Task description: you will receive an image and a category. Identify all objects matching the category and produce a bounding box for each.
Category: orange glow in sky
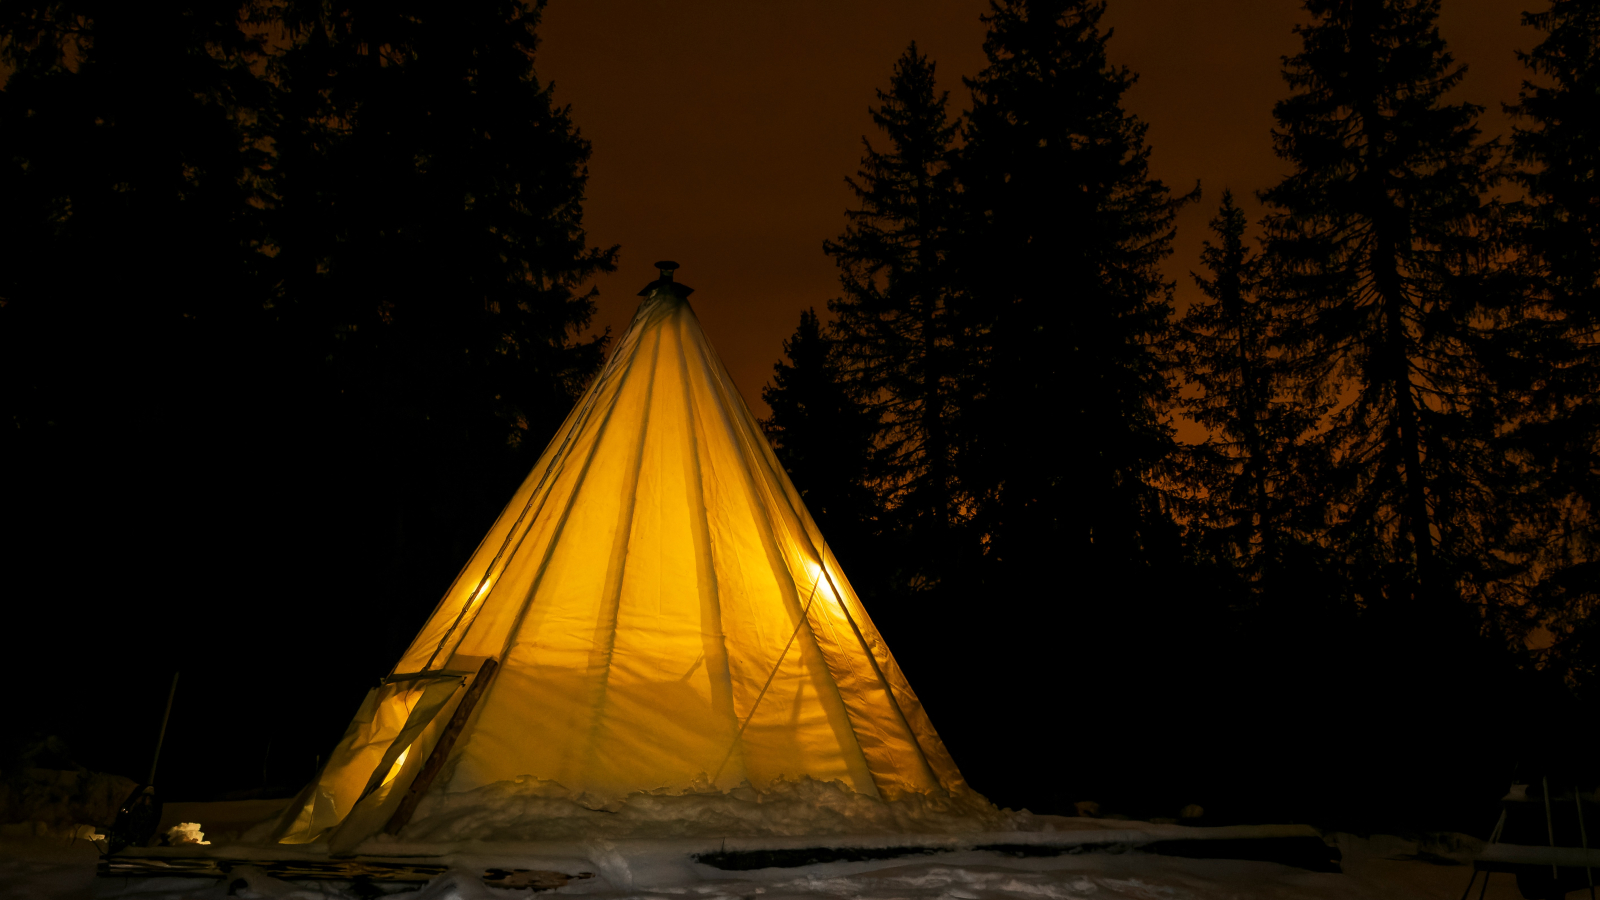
[537,0,1535,438]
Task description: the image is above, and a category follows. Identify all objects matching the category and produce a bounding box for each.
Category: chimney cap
[638,260,693,297]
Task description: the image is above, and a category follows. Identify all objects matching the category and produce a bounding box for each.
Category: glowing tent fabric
[273,275,966,846]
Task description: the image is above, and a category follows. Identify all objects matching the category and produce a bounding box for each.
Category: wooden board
[98,855,593,890]
[385,657,499,836]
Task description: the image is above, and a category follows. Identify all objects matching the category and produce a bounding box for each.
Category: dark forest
[2,0,1596,836]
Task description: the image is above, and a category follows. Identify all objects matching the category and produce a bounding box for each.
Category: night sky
[535,0,1534,434]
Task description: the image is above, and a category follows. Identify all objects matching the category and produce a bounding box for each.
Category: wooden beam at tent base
[383,656,499,836]
[98,855,591,889]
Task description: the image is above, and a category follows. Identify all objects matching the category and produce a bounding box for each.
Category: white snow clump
[163,822,209,846]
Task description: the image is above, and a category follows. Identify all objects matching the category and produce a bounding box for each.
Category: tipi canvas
[272,266,970,849]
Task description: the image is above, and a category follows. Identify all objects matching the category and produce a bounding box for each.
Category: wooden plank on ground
[98,855,592,889]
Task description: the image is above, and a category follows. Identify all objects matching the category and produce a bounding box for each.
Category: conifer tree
[0,1,277,626]
[264,0,618,616]
[1504,0,1600,690]
[0,3,332,782]
[934,3,1198,813]
[1175,192,1322,597]
[1510,0,1600,318]
[0,1,271,437]
[1258,0,1513,621]
[0,0,626,792]
[822,42,967,594]
[761,310,883,585]
[269,0,616,454]
[956,0,1193,585]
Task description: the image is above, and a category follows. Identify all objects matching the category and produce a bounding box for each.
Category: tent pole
[147,672,180,785]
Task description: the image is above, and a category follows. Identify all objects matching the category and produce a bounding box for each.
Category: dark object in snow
[976,842,1133,857]
[695,845,939,870]
[1143,837,1342,873]
[482,868,590,890]
[98,855,594,891]
[695,836,1341,874]
[979,838,1340,872]
[108,784,162,852]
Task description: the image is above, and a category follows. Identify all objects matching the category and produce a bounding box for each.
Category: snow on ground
[3,828,1576,900]
[0,832,100,900]
[1,789,1583,900]
[392,777,1017,842]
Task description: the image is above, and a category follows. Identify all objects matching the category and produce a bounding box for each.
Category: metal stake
[147,672,180,785]
[1545,777,1559,879]
[1576,784,1594,900]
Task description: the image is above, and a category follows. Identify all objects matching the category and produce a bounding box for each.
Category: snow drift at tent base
[383,775,1013,843]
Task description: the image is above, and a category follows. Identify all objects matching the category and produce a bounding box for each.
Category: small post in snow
[148,672,180,785]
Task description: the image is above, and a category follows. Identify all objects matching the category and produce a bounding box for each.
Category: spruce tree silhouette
[1175,192,1328,607]
[0,1,271,452]
[957,0,1194,590]
[1256,0,1533,829]
[0,0,617,800]
[1504,0,1600,697]
[949,0,1197,815]
[821,43,972,610]
[270,0,615,451]
[266,0,617,687]
[1170,193,1369,827]
[761,309,883,591]
[0,2,279,794]
[1258,0,1515,623]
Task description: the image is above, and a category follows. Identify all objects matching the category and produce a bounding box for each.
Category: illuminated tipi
[272,264,967,848]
